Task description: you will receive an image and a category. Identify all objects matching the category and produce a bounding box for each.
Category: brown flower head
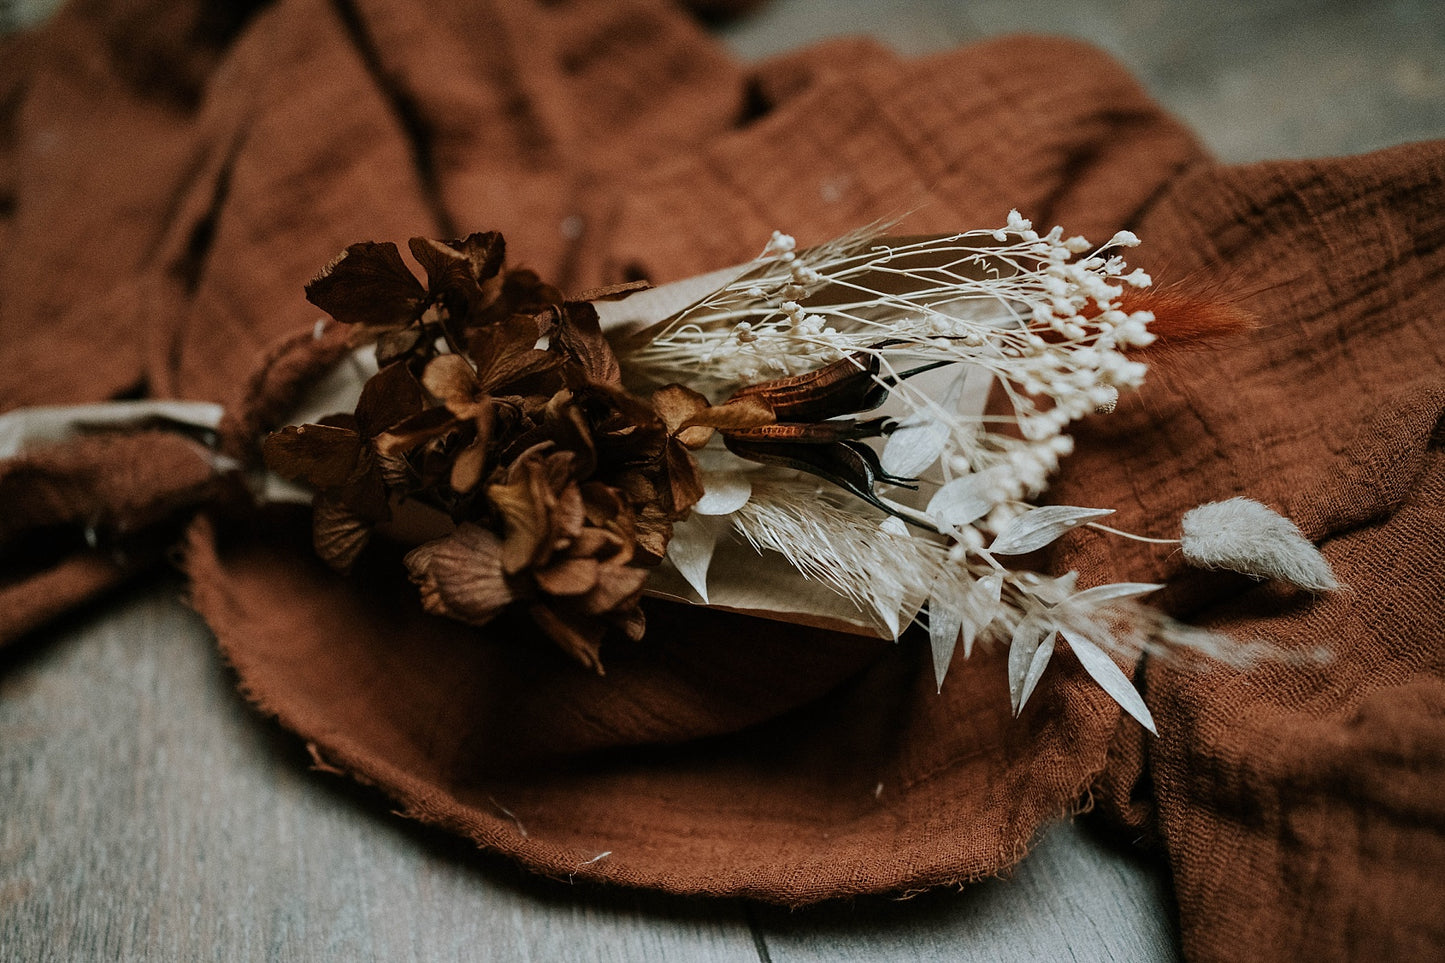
[265,232,707,670]
[404,444,649,671]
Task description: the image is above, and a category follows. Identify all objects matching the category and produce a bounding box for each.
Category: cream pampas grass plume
[1181,498,1339,592]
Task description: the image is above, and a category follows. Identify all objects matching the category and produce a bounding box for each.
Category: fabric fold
[2,0,1441,955]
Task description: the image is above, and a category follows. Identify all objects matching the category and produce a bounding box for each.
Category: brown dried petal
[375,326,424,366]
[449,438,488,494]
[470,313,561,393]
[336,458,392,521]
[528,603,606,674]
[551,475,586,541]
[569,526,621,560]
[675,424,714,450]
[555,301,621,386]
[665,442,705,516]
[533,556,600,596]
[306,241,426,327]
[537,394,597,476]
[573,279,652,302]
[632,510,672,563]
[375,448,413,488]
[488,473,547,574]
[583,562,648,615]
[651,383,711,435]
[613,604,646,642]
[312,493,372,573]
[356,359,426,438]
[263,424,363,489]
[409,233,506,302]
[581,480,626,524]
[374,406,458,457]
[422,354,480,407]
[404,525,514,627]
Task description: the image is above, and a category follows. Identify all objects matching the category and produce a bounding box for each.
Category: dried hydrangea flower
[265,234,715,671]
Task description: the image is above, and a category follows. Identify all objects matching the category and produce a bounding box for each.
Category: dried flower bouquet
[263,215,1338,731]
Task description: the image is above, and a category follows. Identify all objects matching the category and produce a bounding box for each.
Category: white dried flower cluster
[626,215,1157,393]
[618,217,1338,732]
[622,214,1157,526]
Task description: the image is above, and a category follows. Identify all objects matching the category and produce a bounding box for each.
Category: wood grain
[1,579,1178,961]
[0,581,758,962]
[752,822,1179,963]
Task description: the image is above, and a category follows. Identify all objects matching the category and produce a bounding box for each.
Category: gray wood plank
[0,579,760,963]
[0,576,1179,963]
[752,821,1180,963]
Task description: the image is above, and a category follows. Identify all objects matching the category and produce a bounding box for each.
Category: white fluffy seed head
[1181,498,1339,592]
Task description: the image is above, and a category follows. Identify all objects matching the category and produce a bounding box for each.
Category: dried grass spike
[1181,497,1339,592]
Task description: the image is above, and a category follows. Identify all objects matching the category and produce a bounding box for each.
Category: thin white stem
[1085,522,1182,545]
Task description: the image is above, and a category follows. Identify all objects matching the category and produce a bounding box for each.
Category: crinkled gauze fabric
[1,2,1442,960]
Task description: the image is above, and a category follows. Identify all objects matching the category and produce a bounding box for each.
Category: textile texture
[2,1,1442,960]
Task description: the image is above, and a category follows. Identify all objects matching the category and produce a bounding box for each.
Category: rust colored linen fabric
[2,2,1442,960]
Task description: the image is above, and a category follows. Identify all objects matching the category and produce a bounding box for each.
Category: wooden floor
[4,1,1443,959]
[1,579,1179,962]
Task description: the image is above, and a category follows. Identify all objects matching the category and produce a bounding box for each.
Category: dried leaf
[881,417,950,480]
[928,592,961,692]
[666,514,719,602]
[960,572,1003,659]
[1068,582,1162,606]
[1060,628,1156,734]
[988,505,1115,555]
[926,466,1008,530]
[575,279,651,302]
[1008,615,1053,715]
[881,370,968,478]
[306,241,426,327]
[879,516,909,537]
[1180,497,1338,592]
[1016,631,1056,713]
[928,565,1000,690]
[693,471,751,516]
